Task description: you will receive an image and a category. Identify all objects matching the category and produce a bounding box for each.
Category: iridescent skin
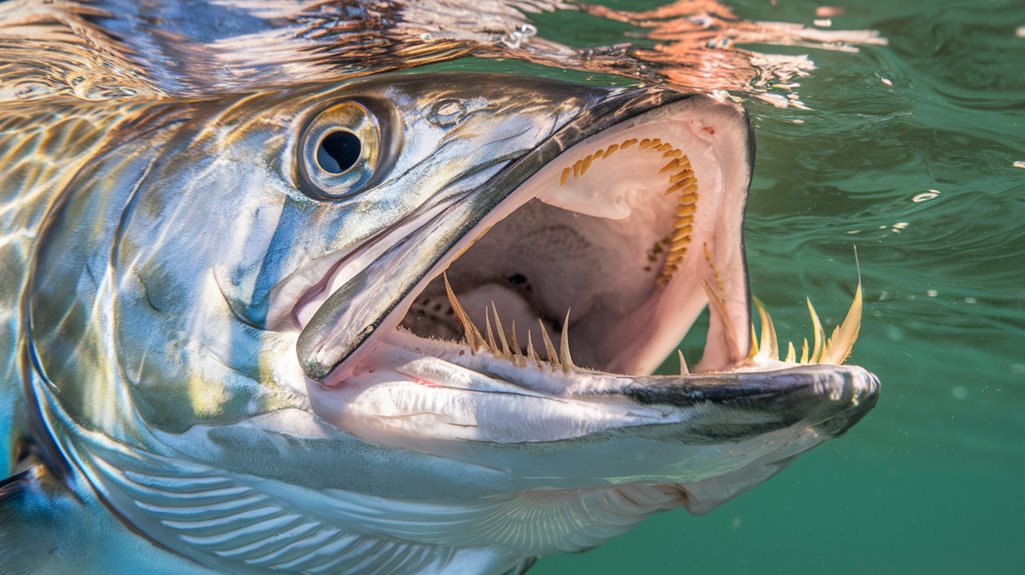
[0,73,669,574]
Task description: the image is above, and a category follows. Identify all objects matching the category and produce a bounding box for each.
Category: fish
[0,2,879,574]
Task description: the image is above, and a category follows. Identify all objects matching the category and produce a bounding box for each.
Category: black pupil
[317,131,361,174]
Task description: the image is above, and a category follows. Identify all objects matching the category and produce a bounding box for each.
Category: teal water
[530,0,1025,572]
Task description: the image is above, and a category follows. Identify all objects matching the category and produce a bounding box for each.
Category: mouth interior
[396,104,749,377]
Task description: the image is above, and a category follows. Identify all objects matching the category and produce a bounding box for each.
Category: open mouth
[393,98,752,379]
[274,92,870,446]
[285,94,755,382]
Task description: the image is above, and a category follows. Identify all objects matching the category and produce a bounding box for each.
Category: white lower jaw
[308,332,678,445]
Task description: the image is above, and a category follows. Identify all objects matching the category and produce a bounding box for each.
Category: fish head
[26,73,878,570]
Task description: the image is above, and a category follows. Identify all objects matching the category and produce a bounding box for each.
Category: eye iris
[317,131,361,174]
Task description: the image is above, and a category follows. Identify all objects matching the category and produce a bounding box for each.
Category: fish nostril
[317,130,362,174]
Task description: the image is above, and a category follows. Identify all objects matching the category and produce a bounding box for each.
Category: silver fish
[0,3,879,575]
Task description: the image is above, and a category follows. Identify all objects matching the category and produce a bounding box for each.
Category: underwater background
[525,0,1025,572]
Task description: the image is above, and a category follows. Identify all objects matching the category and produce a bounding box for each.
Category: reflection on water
[0,0,880,107]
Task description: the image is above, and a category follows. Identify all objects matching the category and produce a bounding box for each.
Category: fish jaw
[308,339,878,510]
[280,86,880,507]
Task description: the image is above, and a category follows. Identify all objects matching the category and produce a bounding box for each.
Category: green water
[532,0,1025,572]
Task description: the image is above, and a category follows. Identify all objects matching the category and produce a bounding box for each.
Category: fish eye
[299,101,379,199]
[316,130,361,174]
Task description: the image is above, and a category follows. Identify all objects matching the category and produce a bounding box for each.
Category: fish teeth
[441,274,577,370]
[444,273,483,351]
[538,320,560,369]
[677,349,689,376]
[508,320,525,367]
[807,297,824,364]
[559,310,574,373]
[747,275,863,366]
[490,302,512,359]
[551,135,696,289]
[753,297,779,361]
[820,278,863,365]
[526,331,541,368]
[484,307,498,355]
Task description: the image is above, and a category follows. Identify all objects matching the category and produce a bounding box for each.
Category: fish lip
[615,364,880,438]
[294,85,707,381]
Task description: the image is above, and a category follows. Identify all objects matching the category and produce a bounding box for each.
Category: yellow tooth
[484,307,498,355]
[526,330,541,368]
[785,341,796,363]
[560,167,571,186]
[621,138,637,149]
[669,237,691,252]
[658,158,699,288]
[602,144,619,158]
[581,154,593,176]
[509,320,520,358]
[560,310,574,373]
[748,322,760,359]
[639,138,652,149]
[676,204,697,217]
[807,298,824,364]
[444,273,482,351]
[672,219,693,232]
[666,180,698,196]
[677,349,690,375]
[820,280,863,365]
[572,160,581,179]
[490,302,512,359]
[753,297,779,360]
[800,337,809,364]
[664,148,682,159]
[656,143,673,152]
[539,320,560,368]
[703,243,725,297]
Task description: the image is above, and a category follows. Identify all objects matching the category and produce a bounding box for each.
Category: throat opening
[399,128,715,375]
